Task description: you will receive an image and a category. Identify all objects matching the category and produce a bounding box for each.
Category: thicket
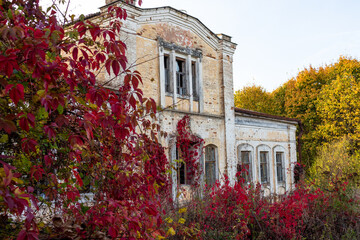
[164,176,360,240]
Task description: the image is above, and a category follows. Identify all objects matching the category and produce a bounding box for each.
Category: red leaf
[112,60,120,76]
[27,113,35,127]
[0,118,17,134]
[21,138,38,154]
[129,95,136,109]
[108,226,118,238]
[16,230,27,240]
[44,125,56,140]
[19,117,29,132]
[124,74,131,86]
[72,169,83,187]
[84,121,93,140]
[132,74,139,89]
[30,165,44,181]
[80,49,88,61]
[105,59,112,75]
[44,155,53,167]
[72,47,78,60]
[9,84,24,105]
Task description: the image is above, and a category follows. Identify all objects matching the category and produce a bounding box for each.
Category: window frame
[259,151,269,184]
[276,152,285,183]
[204,144,218,187]
[240,151,252,183]
[237,144,254,184]
[175,58,187,96]
[162,49,199,99]
[164,55,172,93]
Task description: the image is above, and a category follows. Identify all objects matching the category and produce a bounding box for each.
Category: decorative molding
[158,38,202,58]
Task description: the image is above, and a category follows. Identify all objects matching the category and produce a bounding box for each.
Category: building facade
[95,0,299,197]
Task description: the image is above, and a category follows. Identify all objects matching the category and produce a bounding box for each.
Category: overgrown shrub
[164,176,360,239]
[309,137,360,189]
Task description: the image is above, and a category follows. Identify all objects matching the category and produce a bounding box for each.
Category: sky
[40,0,360,92]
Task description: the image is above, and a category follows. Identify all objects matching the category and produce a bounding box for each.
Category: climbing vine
[176,115,204,186]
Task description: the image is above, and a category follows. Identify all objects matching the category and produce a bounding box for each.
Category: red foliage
[167,177,360,240]
[0,0,168,239]
[176,116,204,186]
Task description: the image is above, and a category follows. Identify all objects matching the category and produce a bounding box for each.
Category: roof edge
[100,0,237,45]
[234,108,300,124]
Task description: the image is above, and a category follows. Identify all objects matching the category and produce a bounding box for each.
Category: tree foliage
[0,0,171,239]
[234,57,360,170]
[309,137,360,189]
[234,84,275,114]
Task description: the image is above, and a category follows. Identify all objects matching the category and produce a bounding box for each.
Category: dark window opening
[176,59,187,95]
[239,151,251,183]
[260,151,268,183]
[276,152,284,182]
[176,147,193,185]
[164,55,172,93]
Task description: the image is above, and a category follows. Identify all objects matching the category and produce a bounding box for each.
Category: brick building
[92,0,299,198]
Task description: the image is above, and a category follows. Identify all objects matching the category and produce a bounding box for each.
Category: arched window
[257,145,271,184]
[205,145,218,186]
[274,145,286,184]
[276,152,284,183]
[237,144,254,183]
[260,151,269,183]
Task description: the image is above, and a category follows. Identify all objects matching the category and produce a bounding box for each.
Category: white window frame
[159,43,203,112]
[257,145,271,185]
[204,144,218,187]
[273,145,287,193]
[276,152,285,183]
[237,143,254,183]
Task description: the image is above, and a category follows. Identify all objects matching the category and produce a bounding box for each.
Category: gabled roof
[100,0,237,51]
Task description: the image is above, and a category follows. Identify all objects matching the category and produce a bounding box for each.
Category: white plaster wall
[159,111,227,179]
[234,115,298,195]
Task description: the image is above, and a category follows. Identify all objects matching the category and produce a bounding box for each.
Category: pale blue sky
[41,0,360,91]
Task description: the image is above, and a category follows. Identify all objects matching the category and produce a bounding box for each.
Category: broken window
[164,55,172,93]
[276,152,285,183]
[162,52,199,98]
[205,145,217,186]
[176,147,196,185]
[176,58,187,95]
[260,151,269,184]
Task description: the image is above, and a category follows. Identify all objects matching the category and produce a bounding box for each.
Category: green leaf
[37,107,48,120]
[57,105,64,114]
[80,204,90,214]
[0,134,8,143]
[7,9,12,19]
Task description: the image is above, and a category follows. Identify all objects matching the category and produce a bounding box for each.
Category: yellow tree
[309,137,360,188]
[316,72,360,149]
[234,84,275,114]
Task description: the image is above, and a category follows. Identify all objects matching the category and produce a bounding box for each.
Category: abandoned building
[92,0,300,198]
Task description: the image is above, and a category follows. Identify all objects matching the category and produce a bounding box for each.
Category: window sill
[165,92,199,101]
